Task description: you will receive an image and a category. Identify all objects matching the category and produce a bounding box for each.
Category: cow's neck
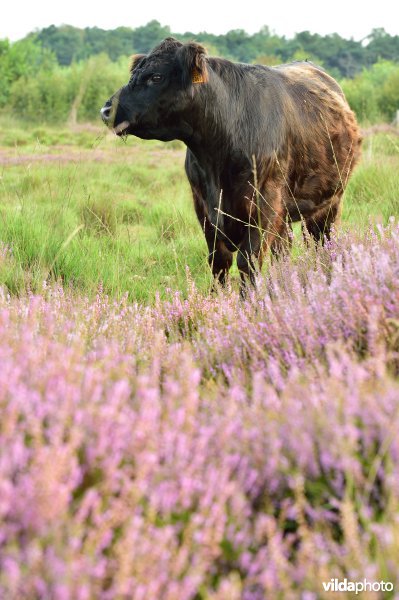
[184,79,239,165]
[185,127,232,166]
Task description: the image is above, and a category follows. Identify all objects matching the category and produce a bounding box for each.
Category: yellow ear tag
[192,68,205,84]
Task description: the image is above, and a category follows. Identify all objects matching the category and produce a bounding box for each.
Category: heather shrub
[0,223,399,598]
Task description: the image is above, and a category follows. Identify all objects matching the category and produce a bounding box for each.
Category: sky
[1,0,399,42]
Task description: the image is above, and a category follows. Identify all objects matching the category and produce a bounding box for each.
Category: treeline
[31,21,399,78]
[0,22,398,124]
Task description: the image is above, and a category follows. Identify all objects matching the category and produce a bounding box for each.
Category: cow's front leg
[205,228,233,287]
[237,183,285,295]
[270,213,293,258]
[189,180,233,288]
[236,225,263,295]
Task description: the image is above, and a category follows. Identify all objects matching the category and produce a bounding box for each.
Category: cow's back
[268,62,359,146]
[259,61,362,208]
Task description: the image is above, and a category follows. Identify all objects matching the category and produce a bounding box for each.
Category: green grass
[0,123,398,302]
[343,133,399,225]
[0,125,207,301]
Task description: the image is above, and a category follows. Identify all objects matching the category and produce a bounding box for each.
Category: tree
[36,25,85,65]
[0,37,56,106]
[365,28,399,65]
[131,21,171,54]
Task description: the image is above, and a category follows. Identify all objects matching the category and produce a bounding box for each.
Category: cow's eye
[151,74,164,84]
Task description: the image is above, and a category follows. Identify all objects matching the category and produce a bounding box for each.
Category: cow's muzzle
[100,101,112,124]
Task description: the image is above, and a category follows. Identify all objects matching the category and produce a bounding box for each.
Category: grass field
[0,121,398,302]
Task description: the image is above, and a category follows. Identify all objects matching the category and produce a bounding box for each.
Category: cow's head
[101,38,208,142]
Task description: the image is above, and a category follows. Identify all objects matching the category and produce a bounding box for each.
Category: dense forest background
[1,20,399,124]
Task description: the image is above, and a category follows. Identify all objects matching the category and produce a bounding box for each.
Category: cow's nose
[101,103,112,123]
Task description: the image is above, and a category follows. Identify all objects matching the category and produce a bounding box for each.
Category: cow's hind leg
[303,196,341,243]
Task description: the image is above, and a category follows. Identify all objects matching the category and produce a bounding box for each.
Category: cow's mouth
[113,121,131,136]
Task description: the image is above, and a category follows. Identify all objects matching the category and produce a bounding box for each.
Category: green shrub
[342,60,399,123]
[3,51,399,126]
[10,68,74,122]
[8,54,128,124]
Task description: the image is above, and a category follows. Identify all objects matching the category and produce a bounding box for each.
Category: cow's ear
[130,54,146,73]
[178,43,208,87]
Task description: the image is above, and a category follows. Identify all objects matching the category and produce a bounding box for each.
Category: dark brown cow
[101,38,361,292]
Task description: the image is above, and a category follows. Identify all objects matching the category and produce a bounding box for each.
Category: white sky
[1,0,399,42]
